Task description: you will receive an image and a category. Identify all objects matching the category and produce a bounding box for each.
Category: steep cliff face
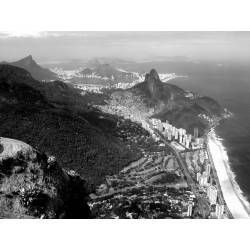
[0,137,91,219]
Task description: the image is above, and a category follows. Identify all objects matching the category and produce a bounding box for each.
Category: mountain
[87,57,135,67]
[0,65,48,107]
[81,67,94,75]
[0,55,58,81]
[86,59,102,69]
[0,65,140,188]
[81,61,133,80]
[99,69,225,134]
[0,137,91,219]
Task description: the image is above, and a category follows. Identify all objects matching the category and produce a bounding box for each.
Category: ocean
[126,60,250,205]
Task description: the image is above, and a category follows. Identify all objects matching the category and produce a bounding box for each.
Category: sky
[1,31,250,63]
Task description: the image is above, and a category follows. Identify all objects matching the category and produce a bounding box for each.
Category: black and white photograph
[0,0,250,249]
[2,31,250,220]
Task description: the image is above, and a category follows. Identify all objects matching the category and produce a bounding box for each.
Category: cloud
[0,31,116,40]
[0,31,50,39]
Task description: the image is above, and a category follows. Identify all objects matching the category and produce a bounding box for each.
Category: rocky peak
[21,55,37,67]
[144,69,161,95]
[26,55,33,60]
[145,69,161,83]
[149,69,160,81]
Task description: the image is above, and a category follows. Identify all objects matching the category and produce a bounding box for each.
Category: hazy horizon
[1,31,250,64]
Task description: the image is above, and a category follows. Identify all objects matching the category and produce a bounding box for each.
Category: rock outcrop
[0,137,91,219]
[97,69,225,135]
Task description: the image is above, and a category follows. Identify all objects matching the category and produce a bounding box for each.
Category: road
[146,120,211,218]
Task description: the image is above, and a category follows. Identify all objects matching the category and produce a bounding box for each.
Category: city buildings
[187,204,193,217]
[175,130,178,140]
[194,128,198,139]
[206,163,211,174]
[144,118,203,151]
[215,204,224,219]
[179,135,182,144]
[207,185,218,205]
[182,136,186,146]
[199,172,209,186]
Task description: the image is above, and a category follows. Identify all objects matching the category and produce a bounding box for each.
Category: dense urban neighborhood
[89,117,231,219]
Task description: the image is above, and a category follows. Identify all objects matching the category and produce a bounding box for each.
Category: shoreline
[207,130,250,219]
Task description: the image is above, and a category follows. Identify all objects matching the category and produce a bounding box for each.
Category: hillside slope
[0,65,140,187]
[0,55,58,81]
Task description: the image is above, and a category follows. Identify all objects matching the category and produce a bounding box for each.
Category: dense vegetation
[0,65,140,188]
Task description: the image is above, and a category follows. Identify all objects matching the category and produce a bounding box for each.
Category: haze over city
[1,31,250,63]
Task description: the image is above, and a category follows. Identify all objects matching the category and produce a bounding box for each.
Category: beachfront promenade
[208,137,250,219]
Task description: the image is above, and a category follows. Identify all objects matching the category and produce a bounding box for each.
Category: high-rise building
[182,136,186,146]
[187,204,193,217]
[179,135,183,144]
[194,128,198,139]
[183,129,186,135]
[179,128,183,136]
[186,139,190,149]
[175,130,178,140]
[199,175,208,186]
[215,204,224,219]
[199,171,209,186]
[206,163,211,174]
[197,172,201,182]
[207,186,218,205]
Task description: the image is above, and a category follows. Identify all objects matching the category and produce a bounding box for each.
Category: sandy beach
[207,134,250,219]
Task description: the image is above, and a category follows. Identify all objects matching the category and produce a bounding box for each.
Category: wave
[209,128,250,214]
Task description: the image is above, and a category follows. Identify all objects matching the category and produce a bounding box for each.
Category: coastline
[207,129,250,219]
